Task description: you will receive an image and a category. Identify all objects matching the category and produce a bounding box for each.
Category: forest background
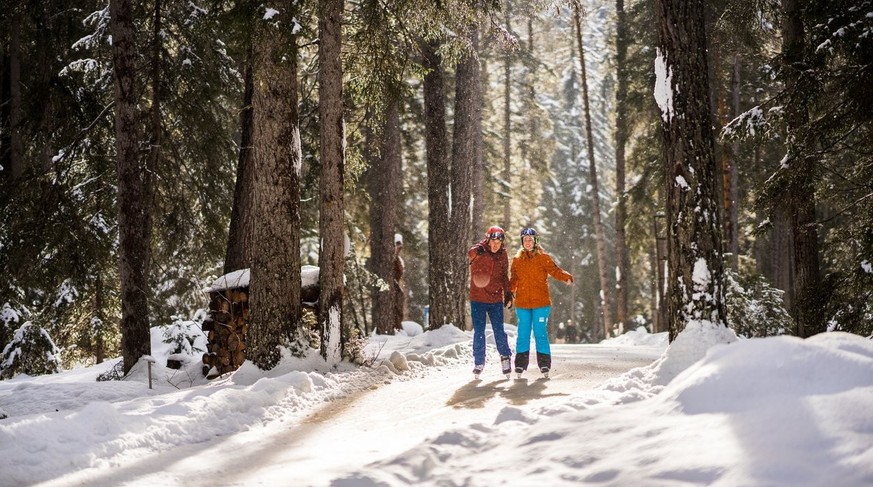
[0,0,871,377]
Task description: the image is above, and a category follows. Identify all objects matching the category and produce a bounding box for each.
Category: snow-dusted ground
[1,323,872,487]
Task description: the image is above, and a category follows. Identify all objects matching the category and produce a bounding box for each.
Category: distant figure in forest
[393,234,406,331]
[509,227,573,379]
[565,320,579,344]
[467,225,514,379]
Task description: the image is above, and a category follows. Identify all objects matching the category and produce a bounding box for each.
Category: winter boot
[473,364,484,379]
[515,351,530,371]
[500,355,512,377]
[536,352,552,371]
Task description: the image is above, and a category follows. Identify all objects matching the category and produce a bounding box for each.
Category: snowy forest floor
[30,342,661,487]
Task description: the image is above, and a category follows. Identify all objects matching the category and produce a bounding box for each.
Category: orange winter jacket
[509,248,573,309]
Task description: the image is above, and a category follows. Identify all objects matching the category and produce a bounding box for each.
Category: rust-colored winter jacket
[509,247,573,309]
[468,239,510,303]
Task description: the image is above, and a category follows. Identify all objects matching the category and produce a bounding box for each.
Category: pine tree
[318,0,347,364]
[0,322,61,379]
[654,0,728,340]
[572,3,613,337]
[247,3,305,370]
[110,0,153,374]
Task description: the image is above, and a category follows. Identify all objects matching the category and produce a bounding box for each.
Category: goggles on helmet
[487,231,505,241]
[521,227,538,237]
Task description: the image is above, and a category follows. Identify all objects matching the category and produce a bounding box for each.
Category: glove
[504,291,514,308]
[476,246,486,255]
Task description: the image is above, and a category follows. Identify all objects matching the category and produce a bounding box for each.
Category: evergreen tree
[655,0,728,339]
[318,0,347,364]
[0,321,61,379]
[110,0,153,374]
[247,2,305,370]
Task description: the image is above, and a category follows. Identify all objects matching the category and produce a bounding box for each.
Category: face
[522,235,535,250]
[488,238,503,253]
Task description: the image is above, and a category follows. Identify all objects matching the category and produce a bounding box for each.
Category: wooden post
[145,356,156,389]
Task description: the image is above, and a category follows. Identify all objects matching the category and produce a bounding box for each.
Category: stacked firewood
[201,277,321,379]
[201,288,249,378]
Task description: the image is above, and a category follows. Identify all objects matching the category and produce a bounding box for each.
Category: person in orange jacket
[467,225,514,378]
[508,227,573,378]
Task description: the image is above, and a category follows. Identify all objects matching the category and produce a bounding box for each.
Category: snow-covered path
[37,344,661,487]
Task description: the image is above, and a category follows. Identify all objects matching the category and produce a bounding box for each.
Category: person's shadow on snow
[446,377,567,409]
[446,379,503,408]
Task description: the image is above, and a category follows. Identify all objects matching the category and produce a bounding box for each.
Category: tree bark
[368,99,402,335]
[451,24,480,331]
[318,0,346,363]
[614,0,630,331]
[726,53,741,269]
[572,5,613,338]
[225,39,256,274]
[422,39,453,330]
[110,0,153,375]
[7,9,23,182]
[502,0,512,230]
[655,0,727,341]
[144,0,161,265]
[93,273,106,364]
[471,56,487,235]
[781,0,823,338]
[248,5,304,370]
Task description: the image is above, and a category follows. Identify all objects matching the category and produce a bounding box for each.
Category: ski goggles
[487,232,505,241]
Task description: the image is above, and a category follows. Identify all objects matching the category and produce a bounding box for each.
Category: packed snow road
[39,343,661,487]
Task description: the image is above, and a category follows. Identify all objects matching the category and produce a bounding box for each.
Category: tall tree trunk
[7,9,23,182]
[35,5,55,173]
[723,53,741,269]
[572,5,613,338]
[225,40,256,274]
[93,273,106,364]
[1,46,8,182]
[318,0,346,363]
[653,213,668,335]
[248,6,304,370]
[648,243,660,333]
[614,0,630,331]
[144,0,161,261]
[781,0,823,338]
[110,0,152,375]
[368,99,402,335]
[772,207,794,310]
[471,56,486,235]
[422,39,452,329]
[502,0,512,230]
[655,0,727,341]
[451,25,481,331]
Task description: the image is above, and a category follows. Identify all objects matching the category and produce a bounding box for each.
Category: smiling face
[488,238,503,253]
[522,235,535,251]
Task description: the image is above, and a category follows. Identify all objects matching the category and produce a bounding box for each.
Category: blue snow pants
[515,306,552,355]
[471,301,512,366]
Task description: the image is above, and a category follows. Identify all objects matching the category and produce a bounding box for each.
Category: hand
[476,246,486,255]
[566,275,574,284]
[504,291,514,308]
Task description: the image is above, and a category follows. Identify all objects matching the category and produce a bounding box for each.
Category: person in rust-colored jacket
[467,225,514,378]
[509,227,573,378]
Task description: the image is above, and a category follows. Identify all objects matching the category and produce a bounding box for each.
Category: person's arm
[468,243,485,263]
[501,252,514,307]
[508,256,519,294]
[543,254,573,284]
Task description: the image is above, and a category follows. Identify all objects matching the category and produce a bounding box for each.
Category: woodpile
[201,288,249,378]
[201,270,321,379]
